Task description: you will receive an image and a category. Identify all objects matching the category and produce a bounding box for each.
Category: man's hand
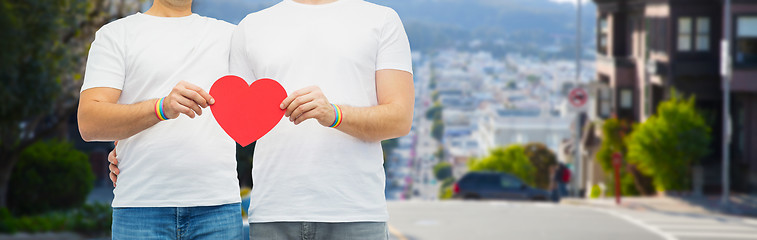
[162,81,216,119]
[280,86,337,126]
[108,141,119,187]
[78,81,216,141]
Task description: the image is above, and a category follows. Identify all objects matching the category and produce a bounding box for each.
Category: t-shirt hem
[80,84,123,93]
[376,65,413,75]
[112,197,241,208]
[248,215,389,223]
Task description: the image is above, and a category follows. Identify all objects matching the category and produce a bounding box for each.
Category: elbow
[385,117,412,140]
[396,119,412,137]
[78,123,95,142]
[77,111,97,142]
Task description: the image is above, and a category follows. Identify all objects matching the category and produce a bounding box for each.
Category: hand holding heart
[280,86,337,126]
[208,77,335,147]
[162,81,215,119]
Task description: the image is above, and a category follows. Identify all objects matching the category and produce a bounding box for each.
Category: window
[599,17,609,55]
[597,84,611,118]
[677,17,710,52]
[647,18,669,53]
[678,17,692,51]
[736,16,757,66]
[696,17,710,51]
[620,89,633,109]
[500,176,522,189]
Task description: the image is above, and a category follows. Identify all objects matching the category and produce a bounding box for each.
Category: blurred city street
[387,200,757,240]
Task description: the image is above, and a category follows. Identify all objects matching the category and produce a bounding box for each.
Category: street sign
[569,87,588,108]
[646,59,657,75]
[721,40,731,78]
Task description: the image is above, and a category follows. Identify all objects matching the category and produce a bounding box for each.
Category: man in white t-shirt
[230,0,414,238]
[77,0,242,238]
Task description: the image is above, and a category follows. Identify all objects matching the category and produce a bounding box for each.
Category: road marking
[656,225,757,230]
[666,232,757,239]
[643,219,724,224]
[593,208,678,240]
[388,224,408,240]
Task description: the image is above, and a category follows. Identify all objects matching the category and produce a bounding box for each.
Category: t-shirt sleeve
[229,18,256,84]
[376,9,413,75]
[81,26,126,92]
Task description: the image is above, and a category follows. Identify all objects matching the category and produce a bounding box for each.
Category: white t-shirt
[81,13,241,207]
[230,0,413,222]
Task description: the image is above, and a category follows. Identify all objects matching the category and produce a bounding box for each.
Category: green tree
[431,119,445,143]
[469,145,535,186]
[433,162,453,181]
[523,143,557,189]
[626,90,711,192]
[526,75,540,84]
[0,0,139,207]
[596,118,655,196]
[425,102,443,121]
[434,146,446,161]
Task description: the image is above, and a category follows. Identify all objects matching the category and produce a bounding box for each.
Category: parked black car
[453,171,550,201]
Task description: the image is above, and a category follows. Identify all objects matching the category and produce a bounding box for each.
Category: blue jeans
[250,222,388,240]
[112,203,243,240]
[558,182,568,196]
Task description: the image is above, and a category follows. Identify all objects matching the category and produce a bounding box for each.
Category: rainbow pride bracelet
[329,104,343,128]
[155,97,168,121]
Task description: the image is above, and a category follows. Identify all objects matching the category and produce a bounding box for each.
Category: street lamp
[721,0,732,207]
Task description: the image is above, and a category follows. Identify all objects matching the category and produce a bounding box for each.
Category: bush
[469,145,536,186]
[0,203,112,235]
[438,178,455,200]
[626,90,711,191]
[439,186,454,200]
[595,118,654,196]
[9,140,94,216]
[589,184,602,199]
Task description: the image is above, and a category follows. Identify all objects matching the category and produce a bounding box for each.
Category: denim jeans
[250,222,388,240]
[112,203,243,240]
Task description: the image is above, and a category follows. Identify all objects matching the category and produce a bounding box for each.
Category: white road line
[643,219,724,223]
[593,208,677,240]
[667,232,757,239]
[656,224,757,231]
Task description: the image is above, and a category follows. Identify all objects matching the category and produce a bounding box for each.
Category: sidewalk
[562,194,757,219]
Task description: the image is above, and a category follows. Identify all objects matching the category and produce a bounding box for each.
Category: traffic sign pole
[612,152,623,205]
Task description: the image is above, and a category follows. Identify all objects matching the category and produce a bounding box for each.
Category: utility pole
[721,0,732,207]
[574,0,583,197]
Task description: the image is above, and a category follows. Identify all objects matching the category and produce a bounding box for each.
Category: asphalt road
[387,200,757,240]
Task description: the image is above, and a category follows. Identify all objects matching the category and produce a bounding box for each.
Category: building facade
[593,0,757,193]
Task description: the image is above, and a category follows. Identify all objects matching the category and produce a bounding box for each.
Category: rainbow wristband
[155,97,168,121]
[329,104,343,128]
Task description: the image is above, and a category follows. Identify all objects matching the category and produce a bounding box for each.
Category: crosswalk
[600,207,757,240]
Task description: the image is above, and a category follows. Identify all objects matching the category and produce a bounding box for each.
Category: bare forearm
[281,70,414,142]
[78,99,160,141]
[335,103,412,142]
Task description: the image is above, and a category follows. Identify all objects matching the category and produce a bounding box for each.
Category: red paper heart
[209,76,286,147]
